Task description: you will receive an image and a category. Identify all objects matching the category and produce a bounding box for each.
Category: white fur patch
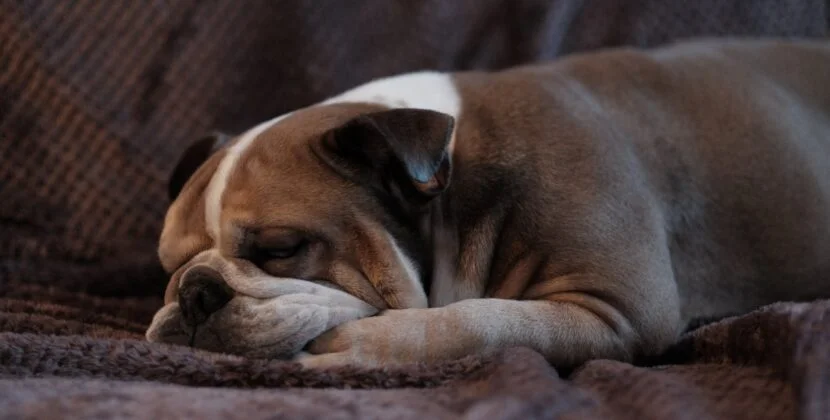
[204,113,292,242]
[323,71,462,152]
[386,232,429,308]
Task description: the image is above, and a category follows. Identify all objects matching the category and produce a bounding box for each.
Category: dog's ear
[168,131,231,201]
[315,108,454,204]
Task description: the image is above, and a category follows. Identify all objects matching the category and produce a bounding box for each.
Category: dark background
[1,0,828,301]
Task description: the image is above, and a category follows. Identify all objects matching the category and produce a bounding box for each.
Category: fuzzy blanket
[1,1,829,419]
[1,284,829,419]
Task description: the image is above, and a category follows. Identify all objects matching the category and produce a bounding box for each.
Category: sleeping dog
[146,38,830,369]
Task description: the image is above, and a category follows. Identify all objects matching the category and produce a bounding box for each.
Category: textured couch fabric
[1,1,829,418]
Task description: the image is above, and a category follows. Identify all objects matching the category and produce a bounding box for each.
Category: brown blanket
[1,1,829,419]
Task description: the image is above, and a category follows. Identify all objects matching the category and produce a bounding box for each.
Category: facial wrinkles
[197,71,462,298]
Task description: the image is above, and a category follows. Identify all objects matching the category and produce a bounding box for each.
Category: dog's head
[145,87,459,358]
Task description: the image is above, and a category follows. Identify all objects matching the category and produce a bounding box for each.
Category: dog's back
[643,39,830,319]
[455,39,830,324]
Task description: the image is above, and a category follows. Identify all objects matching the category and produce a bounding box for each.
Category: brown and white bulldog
[146,38,830,369]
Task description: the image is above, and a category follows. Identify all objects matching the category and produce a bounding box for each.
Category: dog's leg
[300,289,679,369]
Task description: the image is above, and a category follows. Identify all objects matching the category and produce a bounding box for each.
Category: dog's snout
[178,266,234,326]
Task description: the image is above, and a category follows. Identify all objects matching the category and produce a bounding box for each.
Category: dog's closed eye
[242,228,317,275]
[257,241,306,260]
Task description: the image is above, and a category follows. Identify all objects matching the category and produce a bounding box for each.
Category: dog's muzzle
[146,252,380,359]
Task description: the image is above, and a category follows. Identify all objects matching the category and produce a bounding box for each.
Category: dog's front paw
[299,309,429,369]
[218,291,379,359]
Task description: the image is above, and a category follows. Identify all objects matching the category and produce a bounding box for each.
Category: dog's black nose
[178,266,234,326]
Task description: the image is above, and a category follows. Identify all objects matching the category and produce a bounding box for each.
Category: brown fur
[149,39,830,369]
